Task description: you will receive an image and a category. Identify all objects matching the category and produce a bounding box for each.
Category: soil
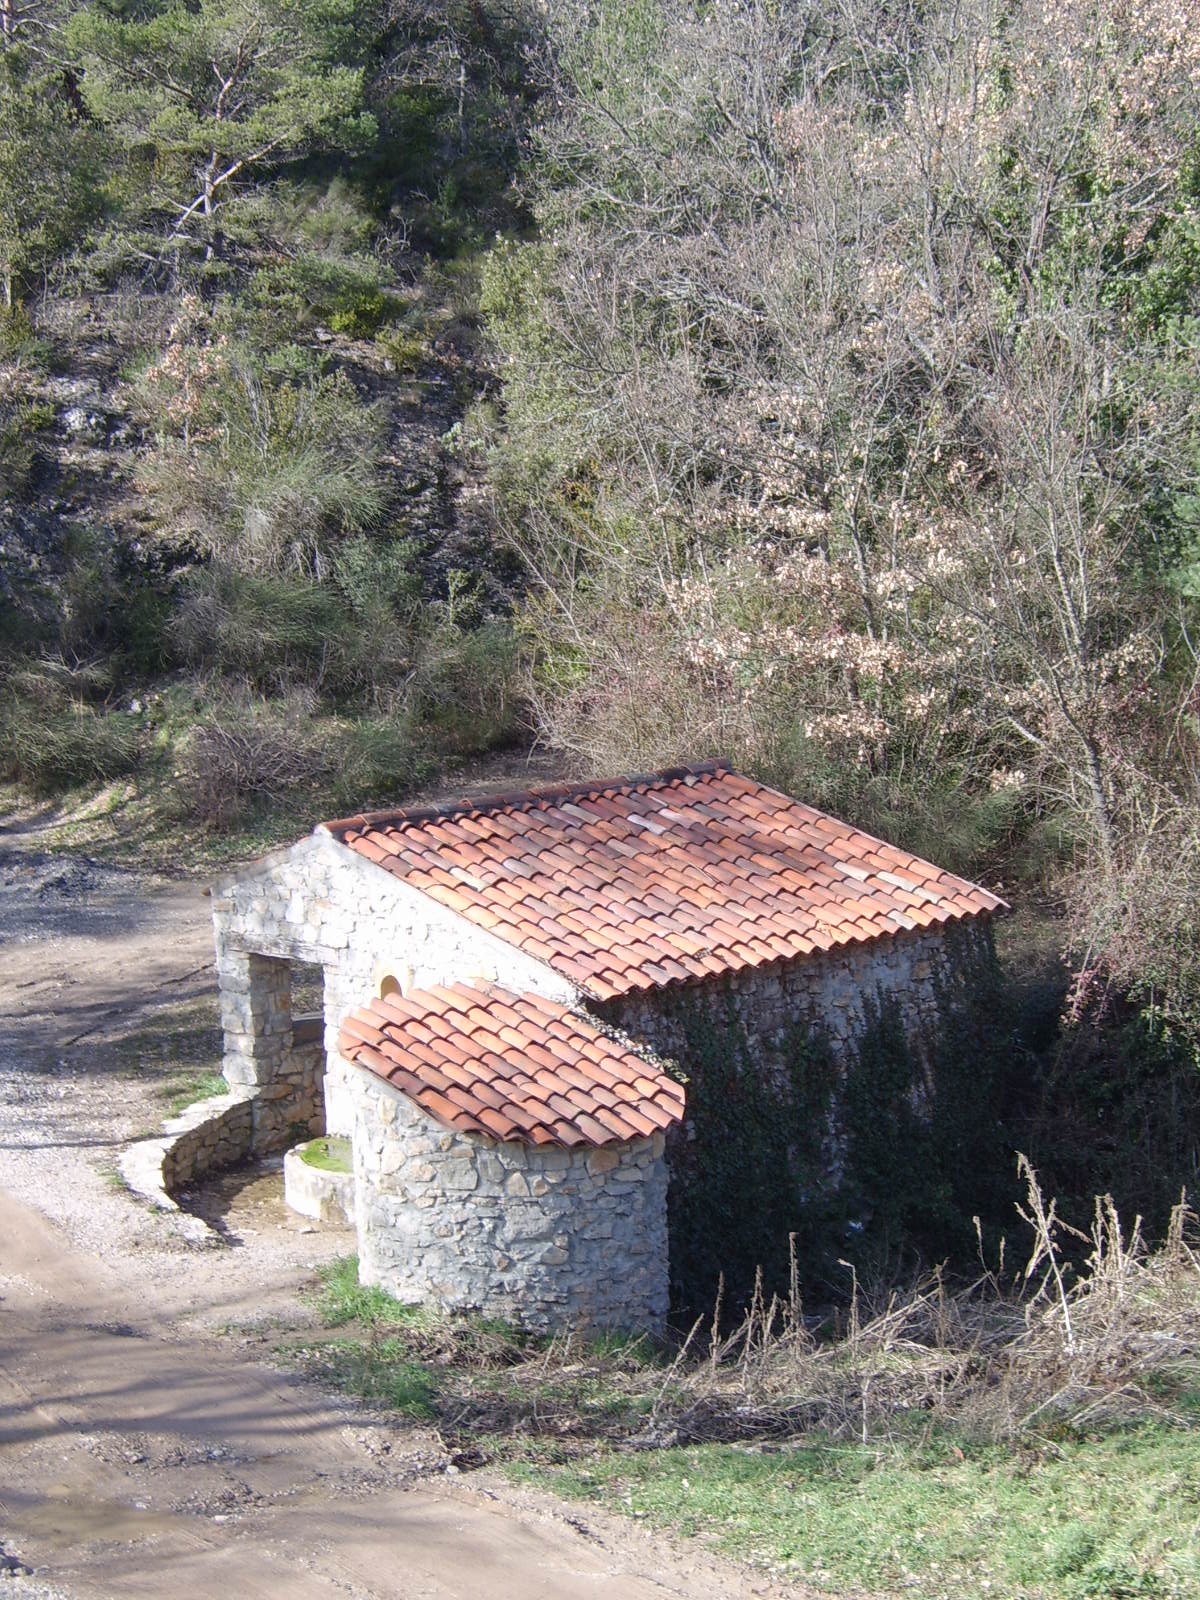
[0,808,808,1600]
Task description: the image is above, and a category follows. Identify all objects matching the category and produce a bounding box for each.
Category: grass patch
[516,1426,1200,1598]
[314,1255,443,1331]
[157,1069,227,1116]
[291,1256,664,1443]
[299,1135,351,1174]
[314,1336,438,1417]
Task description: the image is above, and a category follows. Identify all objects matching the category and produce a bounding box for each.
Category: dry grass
[638,1160,1200,1452]
[306,1162,1200,1458]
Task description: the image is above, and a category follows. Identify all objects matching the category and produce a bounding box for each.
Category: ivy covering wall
[664,942,1021,1320]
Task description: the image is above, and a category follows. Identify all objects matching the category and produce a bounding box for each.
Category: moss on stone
[300,1135,352,1173]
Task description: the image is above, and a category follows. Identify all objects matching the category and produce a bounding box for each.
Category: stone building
[208,760,1004,1332]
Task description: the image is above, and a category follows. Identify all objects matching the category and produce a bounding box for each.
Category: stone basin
[283,1136,355,1225]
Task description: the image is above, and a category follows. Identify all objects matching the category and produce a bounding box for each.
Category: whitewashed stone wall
[592,919,994,1081]
[347,1057,670,1334]
[210,832,575,1149]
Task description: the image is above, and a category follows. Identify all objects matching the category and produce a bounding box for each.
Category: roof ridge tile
[318,759,732,838]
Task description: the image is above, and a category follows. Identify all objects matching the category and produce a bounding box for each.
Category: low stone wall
[347,1057,670,1335]
[160,1091,254,1188]
[121,1014,325,1219]
[119,1088,254,1226]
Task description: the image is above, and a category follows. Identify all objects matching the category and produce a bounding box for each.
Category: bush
[327,535,427,696]
[179,696,341,827]
[0,665,142,792]
[248,251,400,338]
[130,331,388,570]
[1018,992,1200,1243]
[1,520,175,679]
[178,693,436,828]
[0,306,50,364]
[412,619,523,754]
[334,715,431,807]
[172,567,345,693]
[174,540,448,703]
[0,380,54,494]
[375,323,429,374]
[1073,820,1200,1037]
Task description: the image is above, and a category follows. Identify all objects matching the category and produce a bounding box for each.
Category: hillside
[2,0,536,850]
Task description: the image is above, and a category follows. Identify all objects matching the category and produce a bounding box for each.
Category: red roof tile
[322,762,1005,1003]
[338,982,684,1148]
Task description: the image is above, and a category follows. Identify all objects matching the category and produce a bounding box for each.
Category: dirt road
[0,1189,776,1599]
[0,824,791,1599]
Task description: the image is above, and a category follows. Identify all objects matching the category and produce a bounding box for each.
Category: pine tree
[66,0,376,263]
[0,49,103,308]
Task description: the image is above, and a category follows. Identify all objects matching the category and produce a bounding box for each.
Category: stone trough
[283,1136,355,1225]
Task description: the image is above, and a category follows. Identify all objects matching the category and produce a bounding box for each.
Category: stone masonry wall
[347,1056,670,1334]
[210,832,575,1149]
[160,1091,254,1190]
[593,919,994,1086]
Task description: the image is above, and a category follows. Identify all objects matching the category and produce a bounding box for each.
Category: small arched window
[378,973,401,1001]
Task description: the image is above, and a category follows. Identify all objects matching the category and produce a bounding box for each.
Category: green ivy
[664,993,839,1322]
[662,937,1021,1321]
[835,940,1020,1275]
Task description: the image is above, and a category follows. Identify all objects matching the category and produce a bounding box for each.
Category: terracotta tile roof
[338,982,685,1147]
[322,761,1006,1003]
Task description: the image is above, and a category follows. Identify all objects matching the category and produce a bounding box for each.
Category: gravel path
[0,834,333,1300]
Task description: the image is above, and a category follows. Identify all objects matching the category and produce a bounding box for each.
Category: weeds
[645,1171,1200,1451]
[301,1168,1200,1460]
[298,1257,665,1447]
[156,1070,227,1117]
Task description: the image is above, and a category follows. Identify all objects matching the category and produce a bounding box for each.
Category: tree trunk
[202,155,216,262]
[1083,733,1117,877]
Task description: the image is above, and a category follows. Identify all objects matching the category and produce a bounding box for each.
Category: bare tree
[481,0,1200,1000]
